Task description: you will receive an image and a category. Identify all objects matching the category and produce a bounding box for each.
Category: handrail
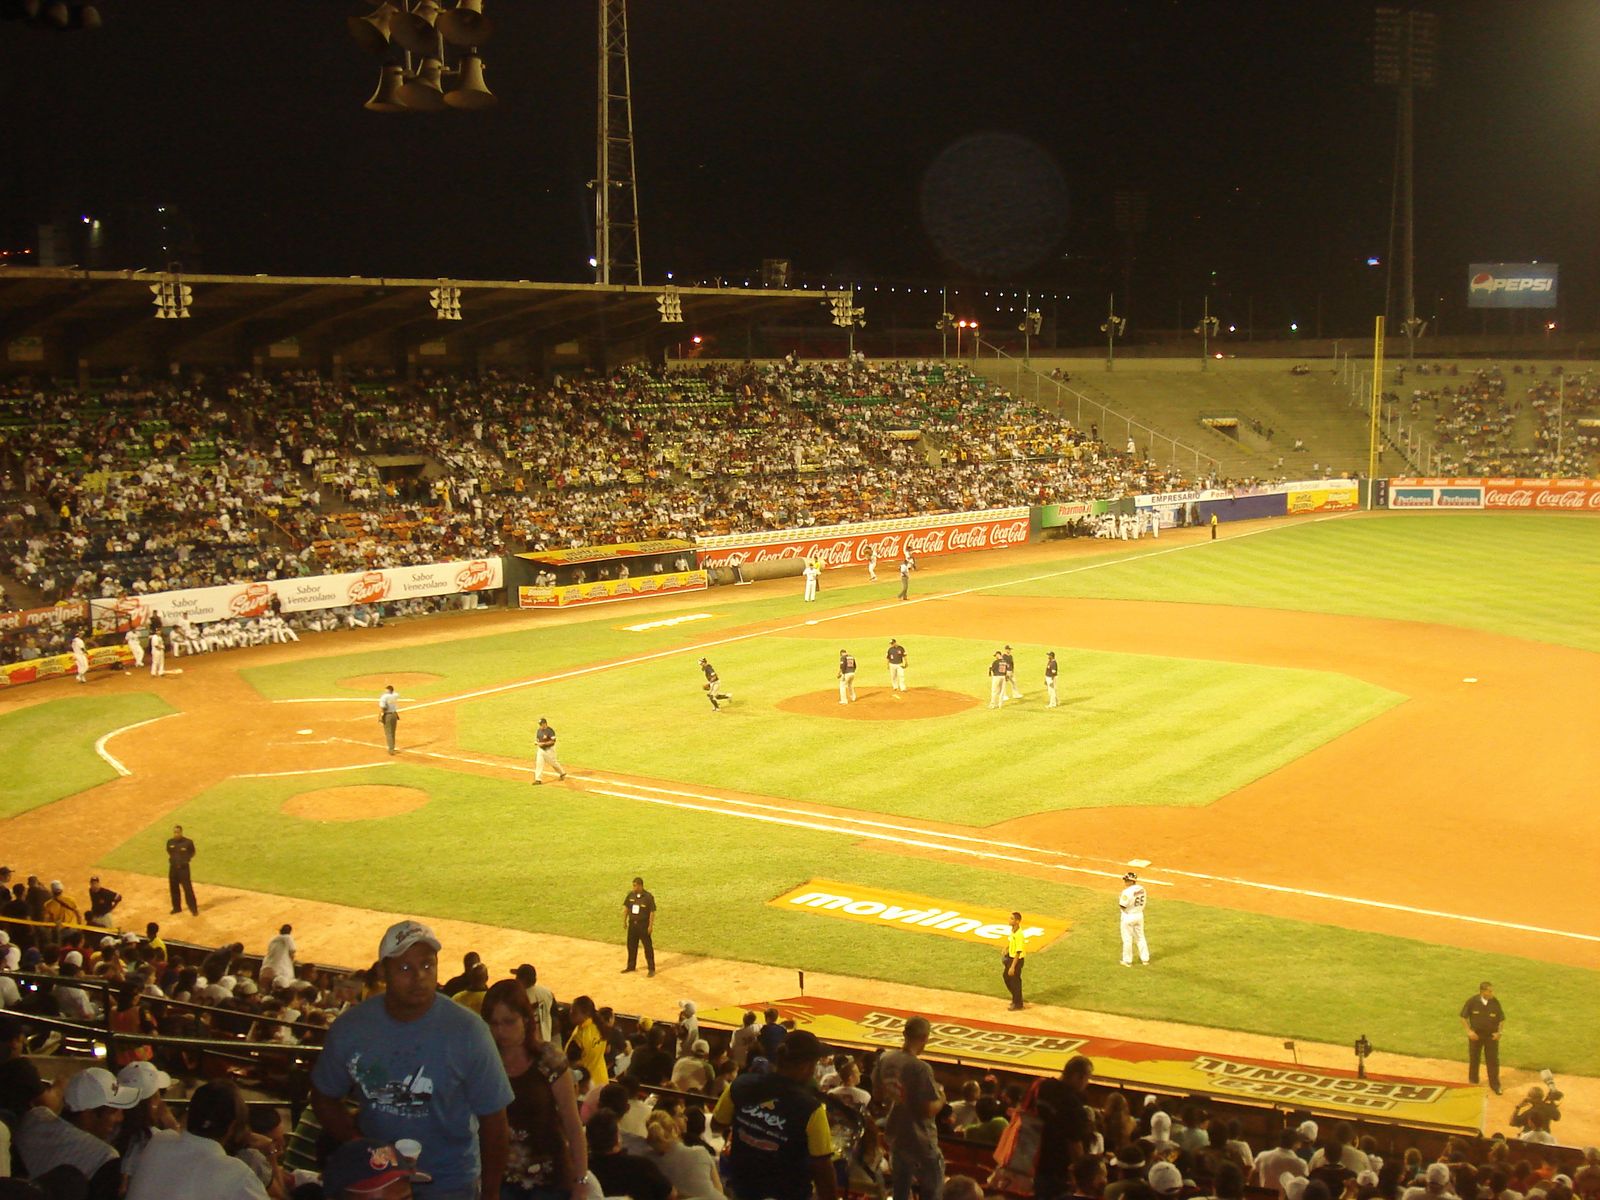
[972,338,1222,478]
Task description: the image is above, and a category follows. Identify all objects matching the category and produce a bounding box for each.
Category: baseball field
[5,511,1599,1104]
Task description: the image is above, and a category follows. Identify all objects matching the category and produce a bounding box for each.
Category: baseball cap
[62,950,83,968]
[1297,1120,1318,1141]
[1150,1111,1172,1139]
[1123,871,1138,883]
[692,1039,710,1055]
[779,1029,828,1062]
[1149,1163,1183,1195]
[323,1139,432,1195]
[1114,1145,1147,1169]
[1425,1164,1451,1187]
[116,1061,173,1100]
[679,999,696,1015]
[378,920,441,960]
[235,978,259,996]
[64,1067,141,1112]
[99,936,116,949]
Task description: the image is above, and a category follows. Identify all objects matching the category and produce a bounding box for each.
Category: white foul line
[378,516,1323,715]
[94,713,182,778]
[234,760,397,779]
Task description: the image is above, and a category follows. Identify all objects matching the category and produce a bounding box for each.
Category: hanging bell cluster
[347,0,496,112]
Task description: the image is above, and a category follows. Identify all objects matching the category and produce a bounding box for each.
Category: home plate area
[777,687,978,719]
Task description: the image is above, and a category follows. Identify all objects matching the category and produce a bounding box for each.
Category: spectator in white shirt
[125,1079,268,1199]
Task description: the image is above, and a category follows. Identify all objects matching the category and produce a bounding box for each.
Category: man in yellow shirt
[565,994,609,1089]
[1003,911,1027,1011]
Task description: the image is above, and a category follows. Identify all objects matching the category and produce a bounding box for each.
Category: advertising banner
[768,879,1070,952]
[2,644,133,687]
[91,559,503,632]
[1036,500,1107,528]
[1286,481,1360,514]
[699,997,1484,1134]
[695,509,1030,572]
[518,569,707,609]
[515,539,695,566]
[1386,484,1484,511]
[1467,263,1558,309]
[1391,478,1600,512]
[0,601,88,634]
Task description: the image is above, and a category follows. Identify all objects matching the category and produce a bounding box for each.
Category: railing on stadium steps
[1332,353,1438,474]
[972,338,1222,478]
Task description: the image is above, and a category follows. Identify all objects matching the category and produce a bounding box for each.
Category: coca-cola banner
[695,508,1031,572]
[90,558,504,633]
[1389,478,1600,512]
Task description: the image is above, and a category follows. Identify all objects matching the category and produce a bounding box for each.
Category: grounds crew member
[1003,912,1027,1010]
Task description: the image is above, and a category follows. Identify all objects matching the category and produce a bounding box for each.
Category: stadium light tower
[1375,6,1436,362]
[1194,295,1220,371]
[592,0,643,285]
[1101,294,1127,372]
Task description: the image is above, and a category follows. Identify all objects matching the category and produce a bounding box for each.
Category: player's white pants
[804,578,817,601]
[1045,677,1058,707]
[867,563,877,581]
[888,664,906,691]
[150,650,165,677]
[535,746,565,782]
[74,653,89,681]
[1151,518,1161,538]
[988,676,1006,708]
[1121,914,1149,965]
[1005,672,1023,699]
[128,642,145,668]
[838,673,856,703]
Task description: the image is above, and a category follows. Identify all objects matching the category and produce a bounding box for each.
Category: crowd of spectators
[1,877,1592,1200]
[1406,366,1600,478]
[0,360,1189,611]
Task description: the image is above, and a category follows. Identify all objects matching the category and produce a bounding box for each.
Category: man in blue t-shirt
[311,920,513,1199]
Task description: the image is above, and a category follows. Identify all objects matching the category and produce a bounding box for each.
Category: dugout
[506,539,708,609]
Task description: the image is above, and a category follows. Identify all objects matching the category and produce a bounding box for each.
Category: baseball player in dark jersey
[987,651,1008,709]
[1044,651,1060,708]
[533,717,567,785]
[897,554,915,600]
[837,649,858,704]
[1001,644,1023,700]
[699,657,731,712]
[886,638,908,698]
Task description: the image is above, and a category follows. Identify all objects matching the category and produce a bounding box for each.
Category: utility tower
[1375,6,1436,361]
[594,0,642,285]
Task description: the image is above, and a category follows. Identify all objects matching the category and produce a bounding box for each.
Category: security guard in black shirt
[1460,980,1506,1093]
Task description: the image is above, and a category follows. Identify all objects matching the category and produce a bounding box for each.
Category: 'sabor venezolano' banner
[699,997,1484,1134]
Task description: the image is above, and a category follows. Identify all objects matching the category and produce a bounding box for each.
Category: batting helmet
[1123,871,1138,883]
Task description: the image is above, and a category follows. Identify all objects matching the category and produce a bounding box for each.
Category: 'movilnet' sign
[1467,262,1558,309]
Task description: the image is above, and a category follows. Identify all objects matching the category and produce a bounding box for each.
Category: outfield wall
[1387,477,1600,512]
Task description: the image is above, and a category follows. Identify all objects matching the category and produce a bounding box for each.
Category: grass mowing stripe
[98,763,1600,1074]
[0,693,176,817]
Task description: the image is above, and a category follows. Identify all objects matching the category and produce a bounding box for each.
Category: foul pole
[1368,315,1386,491]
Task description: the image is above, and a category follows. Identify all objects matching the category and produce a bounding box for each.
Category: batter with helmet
[1119,871,1149,966]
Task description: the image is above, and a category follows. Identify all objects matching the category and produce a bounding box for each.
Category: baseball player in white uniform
[1001,645,1023,700]
[886,638,908,697]
[149,631,166,677]
[71,634,89,683]
[533,717,567,784]
[987,652,1008,709]
[866,547,878,581]
[124,628,145,668]
[1119,871,1149,966]
[1044,651,1059,708]
[802,561,819,602]
[837,649,857,704]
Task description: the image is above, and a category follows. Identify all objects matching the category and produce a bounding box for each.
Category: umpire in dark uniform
[166,825,198,915]
[622,876,656,976]
[1460,980,1506,1093]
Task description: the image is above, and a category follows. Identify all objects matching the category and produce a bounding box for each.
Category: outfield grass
[994,515,1600,653]
[0,692,175,818]
[457,634,1401,821]
[100,763,1600,1074]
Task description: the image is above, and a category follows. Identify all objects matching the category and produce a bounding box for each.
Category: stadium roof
[0,267,849,365]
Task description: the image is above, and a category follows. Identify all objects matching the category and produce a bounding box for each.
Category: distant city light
[1228,324,1237,333]
[1366,256,1381,267]
[588,256,598,267]
[1546,321,1557,331]
[691,335,703,344]
[1290,322,1299,332]
[665,271,673,280]
[81,215,91,224]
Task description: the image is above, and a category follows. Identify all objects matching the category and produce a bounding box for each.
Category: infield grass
[99,763,1600,1075]
[0,692,175,818]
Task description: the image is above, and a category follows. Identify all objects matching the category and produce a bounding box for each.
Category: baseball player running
[1001,644,1023,700]
[837,649,858,704]
[71,634,89,683]
[1044,651,1059,708]
[1119,871,1149,966]
[987,651,1008,709]
[533,717,567,785]
[886,638,908,698]
[699,657,731,712]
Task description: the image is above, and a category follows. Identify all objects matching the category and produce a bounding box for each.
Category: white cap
[116,1061,173,1100]
[1297,1120,1319,1141]
[62,950,83,968]
[679,1000,696,1015]
[1149,1163,1183,1195]
[64,1067,141,1112]
[1426,1164,1452,1187]
[379,920,441,960]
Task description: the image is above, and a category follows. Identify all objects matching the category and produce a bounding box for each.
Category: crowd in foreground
[0,881,1592,1200]
[0,360,1195,609]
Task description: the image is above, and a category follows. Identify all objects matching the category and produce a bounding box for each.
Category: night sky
[1,1,1595,338]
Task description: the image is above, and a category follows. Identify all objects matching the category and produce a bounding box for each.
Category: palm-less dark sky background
[1,1,1595,339]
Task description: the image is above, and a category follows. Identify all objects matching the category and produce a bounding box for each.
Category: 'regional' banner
[698,996,1484,1134]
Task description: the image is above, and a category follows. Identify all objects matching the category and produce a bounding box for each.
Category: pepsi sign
[1467,263,1558,309]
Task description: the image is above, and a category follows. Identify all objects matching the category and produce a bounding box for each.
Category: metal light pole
[1376,6,1437,363]
[1101,293,1126,372]
[1018,292,1042,364]
[1195,295,1219,371]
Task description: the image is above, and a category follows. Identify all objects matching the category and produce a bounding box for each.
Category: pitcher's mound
[282,785,429,822]
[779,688,978,720]
[339,672,443,691]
